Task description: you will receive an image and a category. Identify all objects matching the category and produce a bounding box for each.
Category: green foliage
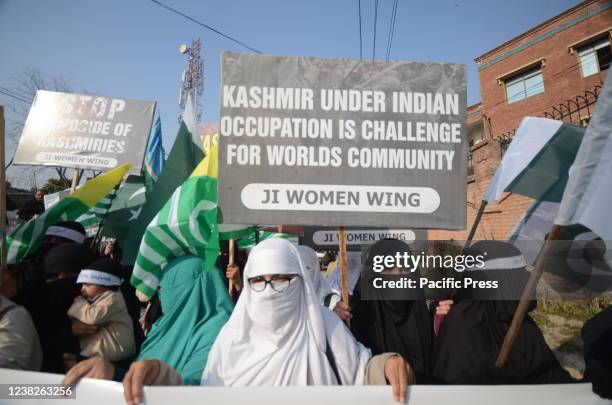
[42,178,70,193]
[535,299,610,321]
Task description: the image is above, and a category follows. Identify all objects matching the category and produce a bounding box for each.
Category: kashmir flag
[218,224,257,241]
[6,164,131,264]
[483,117,585,203]
[237,230,292,249]
[131,144,219,300]
[76,185,120,235]
[120,95,203,265]
[144,116,166,193]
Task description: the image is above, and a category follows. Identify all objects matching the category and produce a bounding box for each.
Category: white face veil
[202,238,370,386]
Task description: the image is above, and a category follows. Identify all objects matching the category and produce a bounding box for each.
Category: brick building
[430,0,611,241]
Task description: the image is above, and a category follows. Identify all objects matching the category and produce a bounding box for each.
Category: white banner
[0,369,607,405]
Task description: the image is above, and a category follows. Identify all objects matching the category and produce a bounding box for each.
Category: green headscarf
[137,255,233,385]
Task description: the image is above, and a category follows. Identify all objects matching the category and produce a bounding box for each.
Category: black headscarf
[44,243,93,276]
[434,240,574,384]
[23,243,93,373]
[350,239,436,383]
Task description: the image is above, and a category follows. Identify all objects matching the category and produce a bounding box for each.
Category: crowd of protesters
[0,223,610,403]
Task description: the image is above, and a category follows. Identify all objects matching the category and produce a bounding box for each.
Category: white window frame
[577,37,611,77]
[504,68,544,104]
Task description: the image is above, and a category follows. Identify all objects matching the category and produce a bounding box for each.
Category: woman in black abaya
[350,239,438,384]
[433,240,575,384]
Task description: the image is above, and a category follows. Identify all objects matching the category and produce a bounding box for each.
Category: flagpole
[89,183,122,251]
[0,105,7,274]
[495,224,563,368]
[465,200,487,248]
[228,238,235,294]
[70,169,82,193]
[337,226,350,327]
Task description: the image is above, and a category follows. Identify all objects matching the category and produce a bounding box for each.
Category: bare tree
[5,69,90,188]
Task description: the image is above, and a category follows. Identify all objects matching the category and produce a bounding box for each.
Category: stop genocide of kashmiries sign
[13,90,155,174]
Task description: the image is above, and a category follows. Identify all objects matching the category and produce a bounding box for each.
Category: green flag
[6,164,131,264]
[132,144,219,300]
[120,117,203,265]
[99,175,147,241]
[505,123,585,202]
[76,185,120,234]
[237,230,292,250]
[484,117,585,203]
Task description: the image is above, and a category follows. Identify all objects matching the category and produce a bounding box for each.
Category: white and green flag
[555,73,612,243]
[6,164,131,264]
[76,185,120,234]
[483,117,585,203]
[131,144,220,300]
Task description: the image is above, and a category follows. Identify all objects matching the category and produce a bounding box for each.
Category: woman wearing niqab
[119,239,414,404]
[350,239,437,384]
[433,240,575,384]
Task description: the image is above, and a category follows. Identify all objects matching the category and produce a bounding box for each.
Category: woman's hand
[226,264,242,290]
[332,301,352,322]
[436,299,454,316]
[384,355,413,403]
[123,359,161,405]
[71,320,100,337]
[61,356,115,386]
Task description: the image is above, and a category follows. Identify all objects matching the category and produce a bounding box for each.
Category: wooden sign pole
[228,238,236,294]
[0,105,7,274]
[338,226,350,326]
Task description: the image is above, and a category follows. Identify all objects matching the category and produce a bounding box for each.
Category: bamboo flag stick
[70,169,81,193]
[338,226,350,326]
[228,238,235,294]
[495,225,563,368]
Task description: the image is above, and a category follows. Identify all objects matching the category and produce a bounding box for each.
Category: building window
[577,37,611,77]
[505,68,544,104]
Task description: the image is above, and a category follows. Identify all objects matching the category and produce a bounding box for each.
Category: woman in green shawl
[63,255,233,385]
[137,255,233,385]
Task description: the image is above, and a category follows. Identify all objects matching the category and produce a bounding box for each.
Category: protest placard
[13,90,155,173]
[218,52,467,229]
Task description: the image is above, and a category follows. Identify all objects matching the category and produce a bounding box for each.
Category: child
[67,258,135,363]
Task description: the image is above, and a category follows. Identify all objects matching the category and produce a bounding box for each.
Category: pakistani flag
[483,117,585,203]
[131,144,220,300]
[508,200,612,293]
[555,73,612,243]
[6,164,131,264]
[99,175,147,241]
[120,95,203,265]
[506,75,612,294]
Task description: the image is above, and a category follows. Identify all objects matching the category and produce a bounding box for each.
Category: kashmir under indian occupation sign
[13,90,155,173]
[218,52,467,229]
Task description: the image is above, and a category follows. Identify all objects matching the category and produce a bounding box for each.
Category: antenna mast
[178,39,204,122]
